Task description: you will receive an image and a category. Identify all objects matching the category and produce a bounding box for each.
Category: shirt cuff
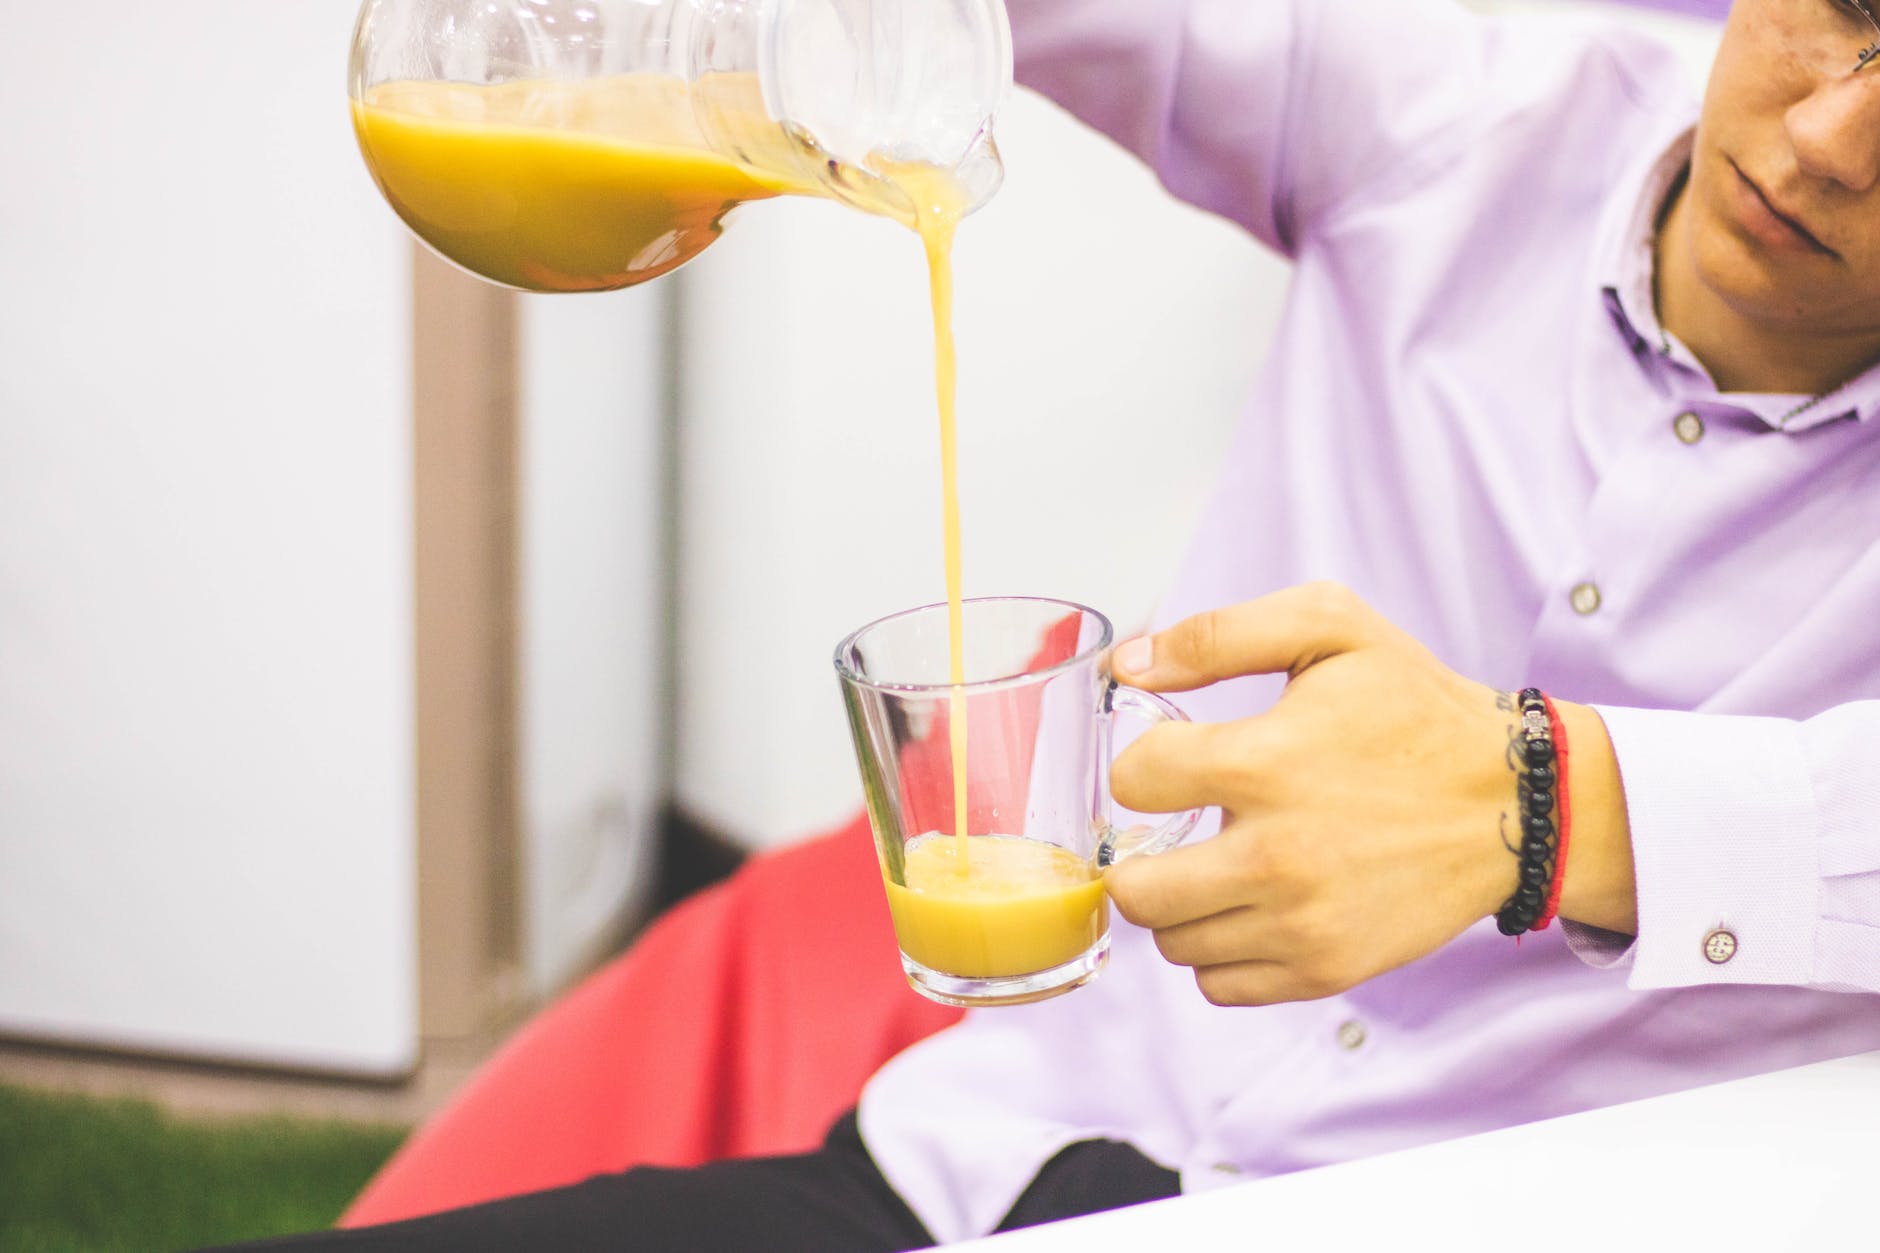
[1559,918,1636,968]
[1589,705,1818,989]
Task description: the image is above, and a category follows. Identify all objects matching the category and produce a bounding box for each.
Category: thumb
[1112,582,1385,692]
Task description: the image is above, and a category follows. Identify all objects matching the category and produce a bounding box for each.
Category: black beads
[1497,688,1560,938]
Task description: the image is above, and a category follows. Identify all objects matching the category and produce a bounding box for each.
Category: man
[228,0,1880,1247]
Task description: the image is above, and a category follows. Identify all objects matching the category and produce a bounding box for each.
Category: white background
[0,1,418,1073]
[0,1,671,1072]
[516,288,667,999]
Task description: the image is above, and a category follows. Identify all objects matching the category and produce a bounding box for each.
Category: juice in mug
[884,833,1109,979]
[838,598,1203,1006]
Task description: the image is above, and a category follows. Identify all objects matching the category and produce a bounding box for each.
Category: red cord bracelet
[1534,695,1571,931]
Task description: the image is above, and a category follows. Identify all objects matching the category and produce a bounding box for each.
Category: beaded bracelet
[1495,688,1559,937]
[1533,694,1572,931]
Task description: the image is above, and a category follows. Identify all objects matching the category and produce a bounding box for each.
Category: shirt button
[1570,582,1602,616]
[1336,1019,1368,1050]
[1703,928,1738,964]
[1673,411,1705,444]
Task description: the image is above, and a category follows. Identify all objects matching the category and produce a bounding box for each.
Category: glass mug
[348,0,1011,292]
[835,598,1203,1007]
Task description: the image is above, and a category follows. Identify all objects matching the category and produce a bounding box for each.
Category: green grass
[0,1083,408,1252]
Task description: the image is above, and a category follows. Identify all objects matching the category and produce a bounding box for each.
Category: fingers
[1108,894,1349,1008]
[1105,834,1257,929]
[1191,961,1338,1008]
[1148,906,1268,968]
[1109,721,1236,814]
[1113,581,1386,693]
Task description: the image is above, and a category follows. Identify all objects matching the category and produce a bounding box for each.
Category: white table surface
[957,1050,1880,1250]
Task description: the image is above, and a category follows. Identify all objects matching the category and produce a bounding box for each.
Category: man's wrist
[1554,701,1638,935]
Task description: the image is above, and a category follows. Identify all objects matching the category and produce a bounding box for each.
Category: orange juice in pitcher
[348,0,1009,291]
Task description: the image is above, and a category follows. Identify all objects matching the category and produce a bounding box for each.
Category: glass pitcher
[348,0,1012,292]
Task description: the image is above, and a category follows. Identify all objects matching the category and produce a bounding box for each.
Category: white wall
[517,289,668,997]
[0,2,417,1074]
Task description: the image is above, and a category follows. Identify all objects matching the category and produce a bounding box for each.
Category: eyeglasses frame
[1851,0,1880,73]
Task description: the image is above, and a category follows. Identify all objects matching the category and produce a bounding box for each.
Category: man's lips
[1729,159,1837,258]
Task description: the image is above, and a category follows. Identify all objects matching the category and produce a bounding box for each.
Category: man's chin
[1692,228,1828,329]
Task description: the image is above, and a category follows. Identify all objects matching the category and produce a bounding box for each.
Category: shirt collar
[1594,127,1880,433]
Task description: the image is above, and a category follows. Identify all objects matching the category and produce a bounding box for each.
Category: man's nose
[1787,74,1880,192]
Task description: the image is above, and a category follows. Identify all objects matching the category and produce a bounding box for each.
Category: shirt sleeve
[1568,702,1880,993]
[1006,0,1493,255]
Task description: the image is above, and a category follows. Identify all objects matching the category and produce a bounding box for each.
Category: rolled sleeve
[1009,0,1301,251]
[1586,702,1880,993]
[1007,0,1489,255]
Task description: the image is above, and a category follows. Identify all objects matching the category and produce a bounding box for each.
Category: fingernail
[1116,636,1153,676]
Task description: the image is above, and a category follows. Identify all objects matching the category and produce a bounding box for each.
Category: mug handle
[1095,685,1205,868]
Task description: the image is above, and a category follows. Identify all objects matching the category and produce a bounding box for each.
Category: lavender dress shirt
[859,1,1880,1242]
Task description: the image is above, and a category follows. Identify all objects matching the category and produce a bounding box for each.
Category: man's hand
[1105,582,1635,1007]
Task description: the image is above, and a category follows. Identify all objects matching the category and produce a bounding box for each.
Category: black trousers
[208,1112,1181,1251]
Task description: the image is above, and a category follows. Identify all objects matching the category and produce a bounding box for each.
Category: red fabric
[895,609,1090,836]
[342,813,963,1227]
[342,615,1085,1228]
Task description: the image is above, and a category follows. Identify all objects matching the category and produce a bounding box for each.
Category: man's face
[1685,0,1880,336]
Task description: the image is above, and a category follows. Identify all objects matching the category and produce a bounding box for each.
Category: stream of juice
[930,220,969,854]
[355,74,977,856]
[878,165,973,853]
